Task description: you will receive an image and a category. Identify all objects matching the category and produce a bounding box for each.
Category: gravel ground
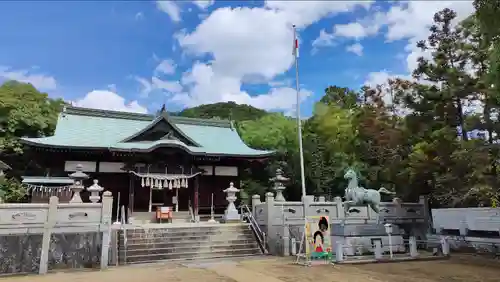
[2,255,500,282]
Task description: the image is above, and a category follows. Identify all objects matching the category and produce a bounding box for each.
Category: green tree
[178,101,268,121]
[0,81,65,154]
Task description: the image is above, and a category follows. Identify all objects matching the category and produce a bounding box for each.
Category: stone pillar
[100,191,113,269]
[39,196,58,274]
[265,192,274,227]
[223,182,240,222]
[252,194,261,215]
[374,240,383,259]
[334,196,345,220]
[409,236,418,257]
[318,196,326,202]
[271,168,289,202]
[335,242,344,262]
[282,223,290,256]
[440,236,450,256]
[87,179,104,203]
[68,164,89,203]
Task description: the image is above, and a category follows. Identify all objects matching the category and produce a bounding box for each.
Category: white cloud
[135,12,144,20]
[107,84,117,92]
[0,66,57,90]
[73,90,147,113]
[155,59,176,75]
[311,29,336,49]
[334,22,369,39]
[193,0,215,10]
[152,77,183,93]
[174,1,372,111]
[156,1,181,22]
[346,43,363,56]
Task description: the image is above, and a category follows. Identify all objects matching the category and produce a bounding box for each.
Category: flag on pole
[293,35,299,58]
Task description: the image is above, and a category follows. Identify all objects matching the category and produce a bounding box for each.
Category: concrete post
[252,194,261,215]
[409,236,418,257]
[334,196,344,220]
[100,191,113,269]
[265,192,274,226]
[374,240,382,259]
[39,196,58,274]
[335,242,344,262]
[291,237,297,255]
[282,223,290,256]
[441,236,450,256]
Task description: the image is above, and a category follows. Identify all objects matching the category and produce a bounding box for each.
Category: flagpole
[293,24,309,264]
[293,24,307,200]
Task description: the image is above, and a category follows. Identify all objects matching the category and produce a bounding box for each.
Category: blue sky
[0,1,474,117]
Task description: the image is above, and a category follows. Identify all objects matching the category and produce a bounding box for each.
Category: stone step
[126,253,265,265]
[120,235,256,246]
[120,247,262,264]
[121,242,260,256]
[121,224,250,234]
[121,228,254,239]
[122,238,257,250]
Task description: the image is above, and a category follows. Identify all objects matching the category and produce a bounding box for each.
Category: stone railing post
[68,164,89,203]
[334,196,345,220]
[282,222,290,256]
[271,168,289,202]
[39,196,58,274]
[440,236,450,256]
[409,236,418,257]
[223,182,240,222]
[87,179,104,203]
[100,191,113,269]
[265,192,274,226]
[335,242,344,262]
[251,194,261,215]
[374,240,382,259]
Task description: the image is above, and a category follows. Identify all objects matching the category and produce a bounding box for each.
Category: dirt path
[2,255,500,282]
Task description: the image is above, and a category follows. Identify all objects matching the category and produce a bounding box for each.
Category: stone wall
[0,232,102,274]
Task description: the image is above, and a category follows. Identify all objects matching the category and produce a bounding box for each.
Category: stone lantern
[271,168,289,202]
[223,182,240,222]
[68,164,89,203]
[87,179,104,203]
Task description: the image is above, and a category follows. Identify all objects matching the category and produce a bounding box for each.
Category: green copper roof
[21,106,273,157]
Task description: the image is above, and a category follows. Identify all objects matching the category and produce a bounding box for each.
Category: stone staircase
[118,223,263,264]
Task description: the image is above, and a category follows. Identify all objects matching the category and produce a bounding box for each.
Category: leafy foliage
[0,176,26,203]
[0,81,65,154]
[177,101,268,121]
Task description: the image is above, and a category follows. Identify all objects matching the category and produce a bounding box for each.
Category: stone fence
[0,192,112,275]
[251,192,429,256]
[430,207,500,253]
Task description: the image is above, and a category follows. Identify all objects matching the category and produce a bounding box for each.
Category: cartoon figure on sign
[309,216,331,260]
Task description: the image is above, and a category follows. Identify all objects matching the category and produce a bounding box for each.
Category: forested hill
[176,101,268,121]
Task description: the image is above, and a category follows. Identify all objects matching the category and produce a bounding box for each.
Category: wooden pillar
[194,175,199,220]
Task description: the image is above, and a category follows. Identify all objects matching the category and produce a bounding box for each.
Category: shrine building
[20,106,273,222]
